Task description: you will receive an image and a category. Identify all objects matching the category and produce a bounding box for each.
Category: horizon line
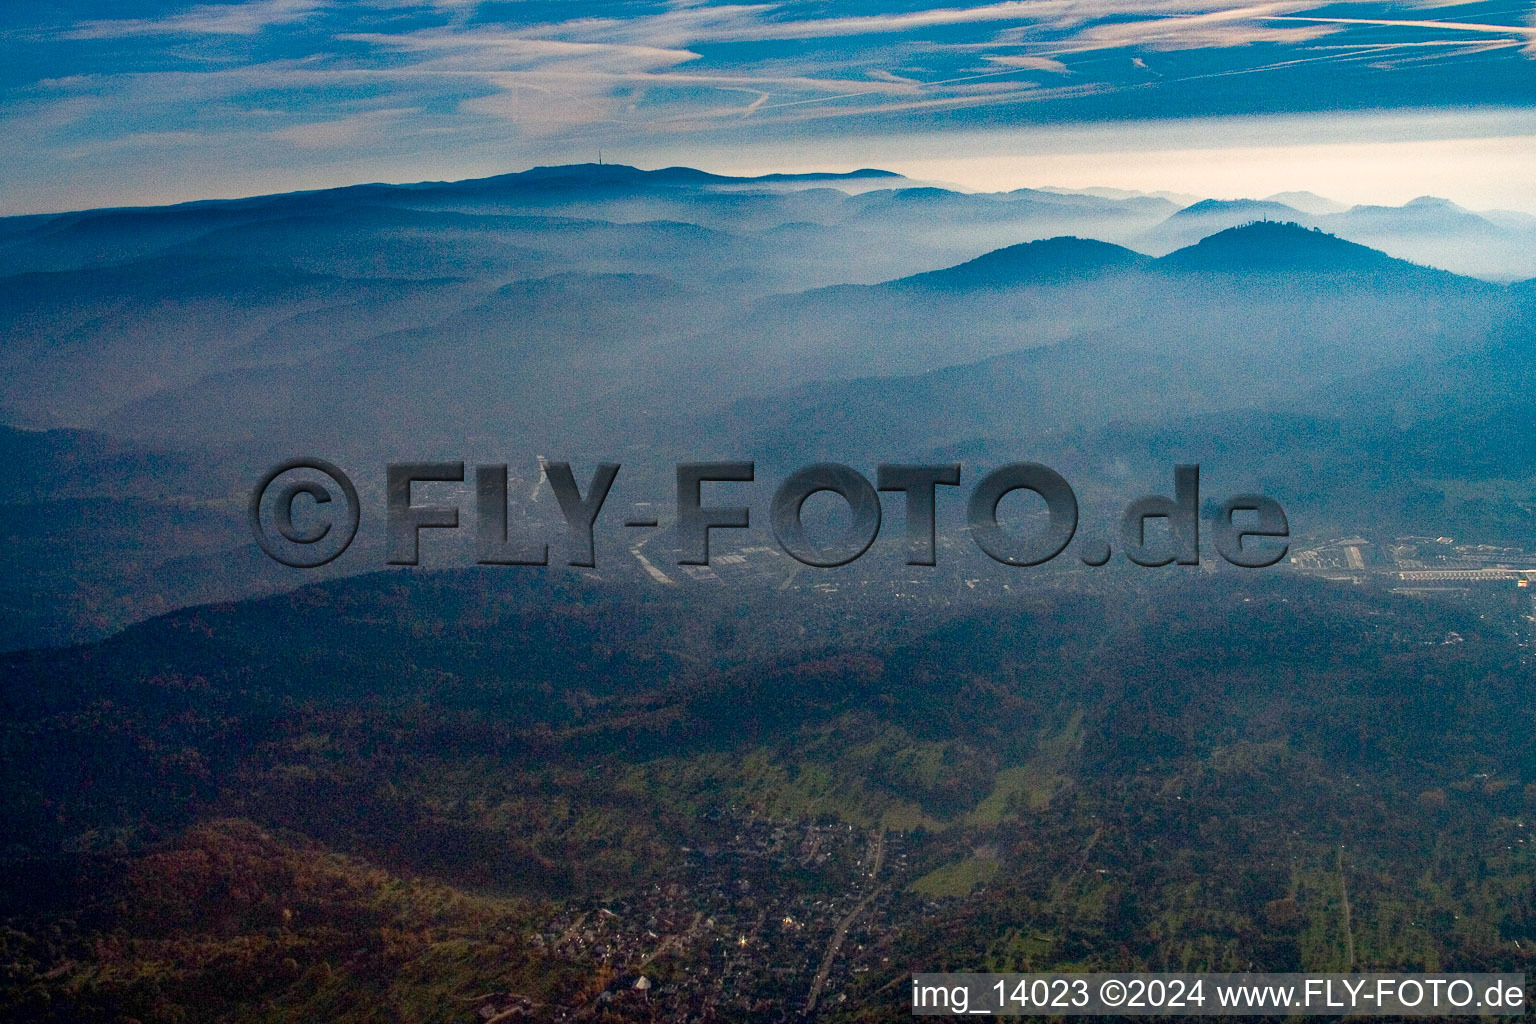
[0,159,1507,220]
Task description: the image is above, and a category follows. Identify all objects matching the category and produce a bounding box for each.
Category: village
[461,810,919,1022]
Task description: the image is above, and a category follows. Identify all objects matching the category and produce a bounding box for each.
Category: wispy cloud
[1268,13,1536,57]
[1063,6,1338,52]
[270,106,417,147]
[336,23,918,133]
[982,54,1071,73]
[65,0,327,39]
[317,1,1312,135]
[338,31,705,68]
[509,0,1329,47]
[679,1,1071,41]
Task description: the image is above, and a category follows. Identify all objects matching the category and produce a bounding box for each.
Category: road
[804,830,884,1016]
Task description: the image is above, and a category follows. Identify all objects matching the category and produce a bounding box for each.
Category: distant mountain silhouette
[714,235,1160,386]
[889,222,1446,288]
[681,220,1507,469]
[1157,220,1452,280]
[1138,193,1536,279]
[1334,195,1503,236]
[890,236,1152,289]
[442,162,905,191]
[1036,185,1201,206]
[1136,199,1316,255]
[844,186,1174,227]
[743,168,903,183]
[0,164,908,274]
[1169,198,1307,222]
[1323,197,1532,281]
[1263,191,1349,215]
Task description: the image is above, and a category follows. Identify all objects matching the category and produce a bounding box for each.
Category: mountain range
[1,164,1533,650]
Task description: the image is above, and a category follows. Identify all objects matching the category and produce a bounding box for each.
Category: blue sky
[1,0,1533,212]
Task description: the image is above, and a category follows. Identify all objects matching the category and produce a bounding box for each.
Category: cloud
[459,65,916,133]
[1267,13,1536,58]
[317,0,1326,137]
[697,2,1065,41]
[1064,7,1338,52]
[334,21,920,135]
[65,0,326,39]
[620,0,1345,44]
[982,55,1070,72]
[506,5,778,50]
[269,106,417,147]
[733,78,1116,127]
[338,31,705,69]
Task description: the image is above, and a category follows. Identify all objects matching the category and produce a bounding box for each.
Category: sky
[1,0,1533,213]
